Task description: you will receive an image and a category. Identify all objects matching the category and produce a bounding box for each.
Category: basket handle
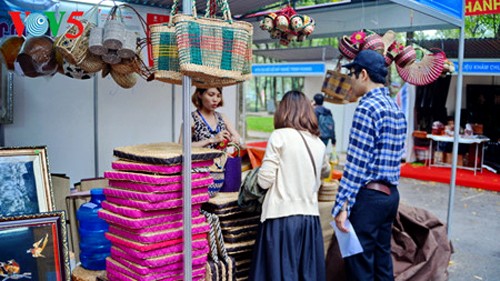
[227,142,241,158]
[201,0,232,23]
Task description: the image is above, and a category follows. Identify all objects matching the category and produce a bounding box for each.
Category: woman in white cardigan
[249,90,331,281]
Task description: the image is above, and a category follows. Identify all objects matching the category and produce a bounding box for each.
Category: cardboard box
[444,153,463,166]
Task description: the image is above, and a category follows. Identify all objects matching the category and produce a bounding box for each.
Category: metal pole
[181,1,193,280]
[447,0,466,237]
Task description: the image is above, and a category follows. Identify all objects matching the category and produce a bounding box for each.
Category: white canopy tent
[114,0,466,279]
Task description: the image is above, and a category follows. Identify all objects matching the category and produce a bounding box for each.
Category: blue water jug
[77,188,110,270]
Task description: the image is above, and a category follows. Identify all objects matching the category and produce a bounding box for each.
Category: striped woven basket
[173,0,253,85]
[150,1,183,85]
[321,58,352,104]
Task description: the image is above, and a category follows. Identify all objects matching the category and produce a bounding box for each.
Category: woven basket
[111,57,139,75]
[54,3,101,66]
[321,58,352,104]
[173,0,253,84]
[54,19,95,66]
[79,51,105,73]
[150,21,183,85]
[111,69,137,89]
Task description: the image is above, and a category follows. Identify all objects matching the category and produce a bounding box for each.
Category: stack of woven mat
[97,142,223,281]
[202,192,260,281]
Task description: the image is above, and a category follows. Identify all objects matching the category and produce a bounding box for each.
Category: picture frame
[0,146,54,216]
[0,63,14,124]
[0,211,70,281]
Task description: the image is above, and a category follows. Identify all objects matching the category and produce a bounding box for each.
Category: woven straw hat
[15,35,58,77]
[0,36,25,71]
[110,69,137,89]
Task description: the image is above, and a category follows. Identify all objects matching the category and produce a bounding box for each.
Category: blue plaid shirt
[332,87,407,217]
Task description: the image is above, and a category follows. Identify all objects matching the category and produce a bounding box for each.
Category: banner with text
[465,0,500,16]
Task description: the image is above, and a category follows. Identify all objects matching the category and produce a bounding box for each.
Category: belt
[365,182,391,195]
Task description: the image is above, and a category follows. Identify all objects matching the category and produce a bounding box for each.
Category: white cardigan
[257,128,331,222]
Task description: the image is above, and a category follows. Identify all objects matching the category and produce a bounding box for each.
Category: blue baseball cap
[342,49,388,80]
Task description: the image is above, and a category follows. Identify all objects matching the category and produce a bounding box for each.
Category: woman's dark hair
[191,87,224,109]
[274,90,320,136]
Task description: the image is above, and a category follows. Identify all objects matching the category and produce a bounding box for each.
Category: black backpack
[318,112,335,139]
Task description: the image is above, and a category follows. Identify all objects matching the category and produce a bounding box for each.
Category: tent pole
[447,0,466,237]
[182,1,193,280]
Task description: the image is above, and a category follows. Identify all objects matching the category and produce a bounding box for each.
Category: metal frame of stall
[180,1,466,279]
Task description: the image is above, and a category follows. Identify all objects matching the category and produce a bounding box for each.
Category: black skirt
[249,215,326,281]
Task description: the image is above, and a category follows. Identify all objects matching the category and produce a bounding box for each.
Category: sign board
[465,0,500,16]
[252,63,326,77]
[411,0,463,20]
[453,61,500,75]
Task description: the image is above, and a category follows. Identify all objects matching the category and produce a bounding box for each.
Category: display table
[427,134,490,175]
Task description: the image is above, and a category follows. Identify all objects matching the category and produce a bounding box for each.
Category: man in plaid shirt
[332,50,407,281]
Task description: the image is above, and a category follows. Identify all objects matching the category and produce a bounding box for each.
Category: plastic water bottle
[77,188,110,270]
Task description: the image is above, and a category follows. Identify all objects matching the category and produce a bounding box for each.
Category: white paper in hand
[330,219,363,258]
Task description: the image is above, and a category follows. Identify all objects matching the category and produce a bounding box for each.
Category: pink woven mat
[101,201,195,219]
[104,170,210,185]
[112,159,213,175]
[107,216,208,243]
[108,177,213,193]
[106,257,206,281]
[106,193,210,211]
[98,209,201,230]
[105,232,208,252]
[111,244,209,268]
[108,220,209,244]
[103,185,209,203]
[113,238,208,260]
[109,250,208,275]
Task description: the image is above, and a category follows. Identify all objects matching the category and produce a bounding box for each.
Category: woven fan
[396,49,446,86]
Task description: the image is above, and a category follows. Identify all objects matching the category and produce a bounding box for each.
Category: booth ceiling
[114,0,280,15]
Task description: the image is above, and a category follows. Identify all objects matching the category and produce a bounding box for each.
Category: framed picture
[0,211,70,281]
[0,146,54,216]
[0,63,14,124]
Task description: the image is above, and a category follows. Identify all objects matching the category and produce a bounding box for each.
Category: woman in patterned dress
[179,87,241,148]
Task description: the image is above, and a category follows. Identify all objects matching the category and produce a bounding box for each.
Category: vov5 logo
[8,11,84,38]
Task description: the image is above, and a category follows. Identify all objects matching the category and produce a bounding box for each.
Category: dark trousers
[344,186,400,281]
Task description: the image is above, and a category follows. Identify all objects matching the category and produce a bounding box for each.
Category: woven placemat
[223,232,257,243]
[106,257,206,280]
[106,192,210,211]
[219,216,260,228]
[101,201,190,219]
[105,231,208,252]
[104,170,210,185]
[206,191,239,207]
[221,224,259,236]
[112,159,213,175]
[108,220,209,244]
[111,244,209,268]
[111,253,208,275]
[104,185,209,203]
[107,175,212,193]
[113,238,208,260]
[98,208,201,230]
[113,142,223,165]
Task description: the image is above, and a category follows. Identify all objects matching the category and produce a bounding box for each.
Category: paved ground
[247,131,500,280]
[398,177,500,281]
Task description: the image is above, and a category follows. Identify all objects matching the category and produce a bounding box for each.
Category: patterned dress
[191,110,228,150]
[191,110,228,197]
